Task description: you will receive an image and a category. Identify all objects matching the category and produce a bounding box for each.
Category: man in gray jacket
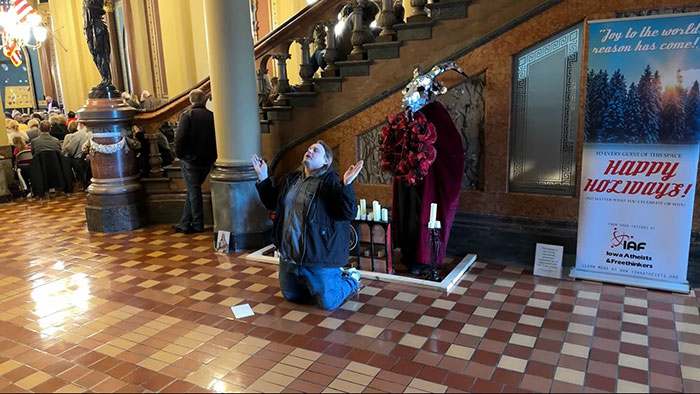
[31,121,61,155]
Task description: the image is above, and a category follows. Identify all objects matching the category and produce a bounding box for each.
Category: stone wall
[274,0,700,230]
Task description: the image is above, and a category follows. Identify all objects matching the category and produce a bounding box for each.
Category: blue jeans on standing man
[179,159,211,231]
[278,258,359,311]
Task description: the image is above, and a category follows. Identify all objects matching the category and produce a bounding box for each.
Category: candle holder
[426,227,441,282]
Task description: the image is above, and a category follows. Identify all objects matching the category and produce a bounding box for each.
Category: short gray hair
[189,89,206,105]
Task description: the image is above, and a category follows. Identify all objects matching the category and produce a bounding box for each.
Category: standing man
[46,96,55,112]
[173,89,216,234]
[253,141,364,311]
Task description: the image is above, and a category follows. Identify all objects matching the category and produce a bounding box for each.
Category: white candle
[373,201,381,221]
[360,199,366,216]
[429,203,438,224]
[381,208,388,222]
[361,213,366,220]
[435,220,441,229]
[355,205,361,220]
[368,211,373,221]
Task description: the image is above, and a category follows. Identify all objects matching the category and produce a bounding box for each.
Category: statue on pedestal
[83,0,115,96]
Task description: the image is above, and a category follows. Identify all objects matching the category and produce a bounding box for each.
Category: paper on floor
[231,304,254,319]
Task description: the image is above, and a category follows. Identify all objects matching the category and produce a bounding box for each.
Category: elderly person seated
[49,114,69,141]
[26,119,40,141]
[12,136,32,194]
[121,92,140,108]
[32,121,61,155]
[6,119,29,144]
[139,90,160,110]
[63,120,79,146]
[63,121,91,190]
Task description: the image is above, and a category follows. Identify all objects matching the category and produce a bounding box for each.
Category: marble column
[204,0,272,251]
[0,109,7,146]
[79,89,145,233]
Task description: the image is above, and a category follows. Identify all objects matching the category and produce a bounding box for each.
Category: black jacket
[256,169,357,268]
[30,150,74,197]
[174,104,217,166]
[49,124,69,141]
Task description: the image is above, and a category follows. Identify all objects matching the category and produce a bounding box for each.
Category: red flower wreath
[380,110,437,185]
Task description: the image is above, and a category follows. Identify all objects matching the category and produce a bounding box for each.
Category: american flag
[0,0,35,67]
[11,0,35,24]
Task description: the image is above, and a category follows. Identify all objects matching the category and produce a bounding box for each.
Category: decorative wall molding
[356,123,393,185]
[436,72,485,190]
[144,0,168,99]
[615,6,700,18]
[510,23,582,194]
[251,0,259,42]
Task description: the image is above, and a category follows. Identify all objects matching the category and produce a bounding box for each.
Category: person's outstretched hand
[343,160,364,186]
[252,154,268,181]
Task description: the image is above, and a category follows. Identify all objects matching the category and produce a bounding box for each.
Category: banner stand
[574,13,700,293]
[571,269,690,293]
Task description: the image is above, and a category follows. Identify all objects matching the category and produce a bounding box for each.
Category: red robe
[392,102,464,266]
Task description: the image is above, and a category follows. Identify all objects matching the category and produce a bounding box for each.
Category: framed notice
[4,86,32,109]
[534,243,564,279]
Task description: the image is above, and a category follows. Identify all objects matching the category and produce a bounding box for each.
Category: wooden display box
[349,219,394,274]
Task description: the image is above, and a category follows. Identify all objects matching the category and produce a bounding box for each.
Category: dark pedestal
[78,87,144,233]
[210,163,273,252]
[85,187,146,232]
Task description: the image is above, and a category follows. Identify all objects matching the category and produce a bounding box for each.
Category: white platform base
[244,244,477,293]
[570,269,690,294]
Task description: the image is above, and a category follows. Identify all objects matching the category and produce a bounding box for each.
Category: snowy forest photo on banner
[586,14,700,144]
[574,13,700,292]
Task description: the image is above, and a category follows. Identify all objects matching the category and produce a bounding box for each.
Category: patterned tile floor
[0,195,699,393]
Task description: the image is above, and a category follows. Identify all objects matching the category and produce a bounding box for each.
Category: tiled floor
[0,195,699,393]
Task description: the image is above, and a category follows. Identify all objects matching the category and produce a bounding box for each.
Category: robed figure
[83,0,112,90]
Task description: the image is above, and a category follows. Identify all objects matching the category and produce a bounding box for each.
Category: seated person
[12,136,32,190]
[65,111,77,126]
[253,141,364,311]
[159,121,176,143]
[139,91,160,111]
[63,120,79,146]
[49,115,69,141]
[62,122,91,190]
[6,119,29,144]
[26,119,40,141]
[32,120,62,155]
[121,91,140,109]
[266,77,280,106]
[12,136,32,161]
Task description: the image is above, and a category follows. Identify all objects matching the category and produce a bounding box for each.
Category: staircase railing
[133,0,352,175]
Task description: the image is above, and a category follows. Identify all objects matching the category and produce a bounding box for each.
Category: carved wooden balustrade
[133,0,449,177]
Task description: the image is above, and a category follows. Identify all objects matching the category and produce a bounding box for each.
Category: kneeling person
[253,141,363,310]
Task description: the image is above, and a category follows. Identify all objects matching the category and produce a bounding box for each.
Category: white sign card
[534,243,564,279]
[231,304,254,319]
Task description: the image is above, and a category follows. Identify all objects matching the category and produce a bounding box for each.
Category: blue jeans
[278,258,359,311]
[179,160,210,230]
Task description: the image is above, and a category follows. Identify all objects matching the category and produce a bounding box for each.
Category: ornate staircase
[134,0,555,224]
